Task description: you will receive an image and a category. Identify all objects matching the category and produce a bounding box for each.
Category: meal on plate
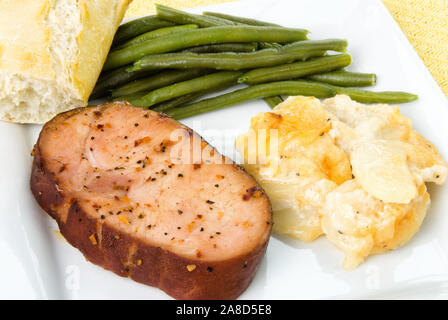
[236,95,447,269]
[30,101,272,299]
[0,0,443,300]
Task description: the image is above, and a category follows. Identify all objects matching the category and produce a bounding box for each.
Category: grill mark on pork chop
[31,102,272,299]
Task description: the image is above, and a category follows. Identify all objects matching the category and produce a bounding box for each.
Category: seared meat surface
[31,102,272,299]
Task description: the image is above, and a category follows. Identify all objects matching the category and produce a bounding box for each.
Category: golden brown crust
[0,0,131,123]
[30,105,271,300]
[74,0,132,100]
[0,0,130,98]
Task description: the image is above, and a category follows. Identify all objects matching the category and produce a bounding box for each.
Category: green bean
[157,5,285,50]
[90,67,156,99]
[203,12,282,49]
[127,49,322,71]
[307,70,376,87]
[156,4,221,27]
[282,39,347,53]
[117,91,224,111]
[203,15,281,52]
[264,96,284,108]
[113,16,175,45]
[208,16,280,50]
[113,92,145,103]
[165,81,336,119]
[182,42,259,53]
[104,26,309,71]
[163,79,418,119]
[205,9,282,49]
[129,39,345,72]
[238,53,351,84]
[116,24,199,49]
[201,14,238,26]
[203,11,280,27]
[152,92,207,112]
[131,71,244,108]
[152,80,241,112]
[258,42,283,50]
[157,3,273,44]
[111,69,212,98]
[327,85,418,103]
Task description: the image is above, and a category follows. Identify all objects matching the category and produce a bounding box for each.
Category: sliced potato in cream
[350,140,417,204]
[236,95,447,268]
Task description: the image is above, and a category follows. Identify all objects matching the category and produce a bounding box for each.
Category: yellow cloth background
[125,0,448,98]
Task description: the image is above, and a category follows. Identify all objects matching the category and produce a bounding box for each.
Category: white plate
[1,0,448,300]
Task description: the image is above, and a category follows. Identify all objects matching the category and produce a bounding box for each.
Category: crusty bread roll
[0,0,131,124]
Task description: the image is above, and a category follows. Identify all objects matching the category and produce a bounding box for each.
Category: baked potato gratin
[235,95,447,269]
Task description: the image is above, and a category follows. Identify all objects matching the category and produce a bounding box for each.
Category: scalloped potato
[235,95,447,269]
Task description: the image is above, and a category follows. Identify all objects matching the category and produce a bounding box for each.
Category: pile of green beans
[104,26,309,71]
[91,5,417,119]
[128,39,347,72]
[152,91,207,112]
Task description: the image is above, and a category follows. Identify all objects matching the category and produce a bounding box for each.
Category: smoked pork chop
[31,102,272,299]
